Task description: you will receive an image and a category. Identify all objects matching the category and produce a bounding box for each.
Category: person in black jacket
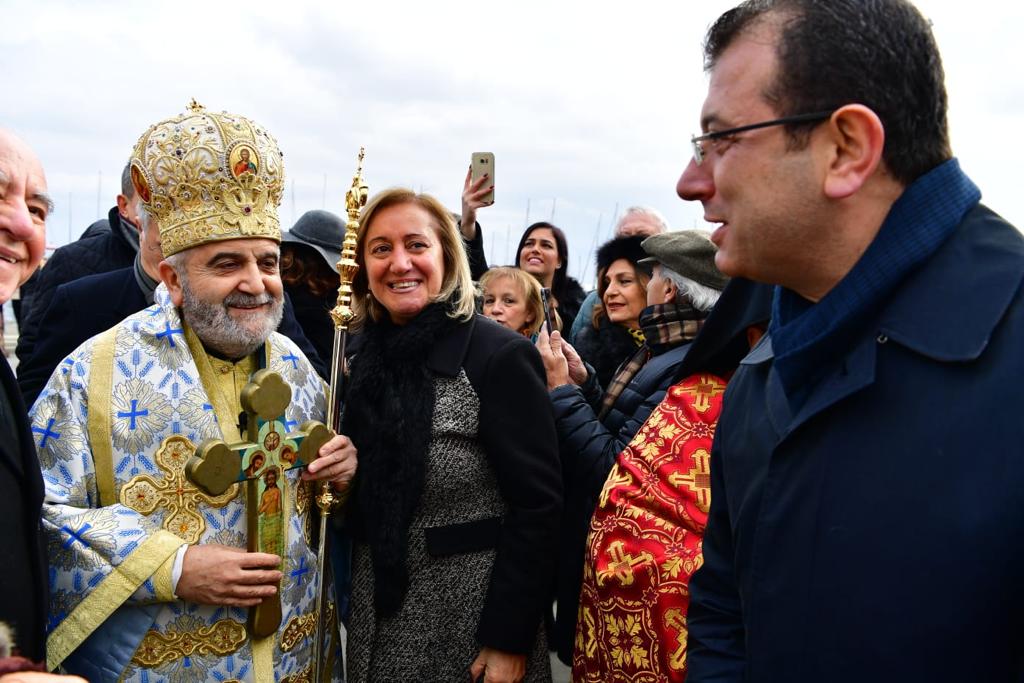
[342,188,561,683]
[15,163,143,369]
[537,230,739,663]
[679,3,1024,681]
[280,209,345,365]
[17,200,326,407]
[0,127,53,668]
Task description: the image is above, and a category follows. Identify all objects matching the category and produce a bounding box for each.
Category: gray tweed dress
[346,371,552,682]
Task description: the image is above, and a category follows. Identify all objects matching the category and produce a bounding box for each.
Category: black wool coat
[0,353,47,662]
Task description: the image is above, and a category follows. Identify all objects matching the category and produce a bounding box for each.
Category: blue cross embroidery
[61,523,92,549]
[33,418,61,447]
[156,322,184,348]
[117,400,149,430]
[282,353,300,369]
[282,417,298,432]
[290,557,310,585]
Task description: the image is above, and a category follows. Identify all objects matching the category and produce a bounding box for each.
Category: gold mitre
[129,99,285,256]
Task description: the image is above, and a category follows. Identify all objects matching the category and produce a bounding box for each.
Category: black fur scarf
[342,303,457,615]
[574,315,640,390]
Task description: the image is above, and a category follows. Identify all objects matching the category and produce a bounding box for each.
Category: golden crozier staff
[313,148,369,682]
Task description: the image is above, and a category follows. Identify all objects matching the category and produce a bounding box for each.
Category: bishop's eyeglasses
[691,110,835,165]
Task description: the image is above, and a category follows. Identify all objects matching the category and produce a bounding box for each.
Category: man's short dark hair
[705,0,951,185]
[120,162,135,199]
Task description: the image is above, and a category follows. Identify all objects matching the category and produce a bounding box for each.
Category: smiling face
[363,202,445,325]
[602,258,647,329]
[0,129,49,305]
[482,275,535,335]
[676,18,823,286]
[518,227,561,286]
[160,237,284,358]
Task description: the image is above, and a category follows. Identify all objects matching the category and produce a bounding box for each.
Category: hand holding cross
[185,369,335,638]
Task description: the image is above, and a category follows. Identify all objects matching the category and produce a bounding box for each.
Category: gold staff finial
[331,147,368,330]
[187,98,205,113]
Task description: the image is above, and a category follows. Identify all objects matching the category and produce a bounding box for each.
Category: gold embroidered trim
[46,530,185,671]
[252,634,275,683]
[130,618,246,668]
[281,664,312,683]
[120,435,238,543]
[280,602,335,653]
[151,551,178,602]
[87,325,119,507]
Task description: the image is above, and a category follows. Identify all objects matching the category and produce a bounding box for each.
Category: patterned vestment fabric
[573,373,726,682]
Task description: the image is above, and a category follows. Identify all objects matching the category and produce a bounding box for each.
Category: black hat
[639,230,729,291]
[282,210,345,267]
[596,235,653,277]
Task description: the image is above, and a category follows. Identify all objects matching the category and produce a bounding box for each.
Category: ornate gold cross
[676,374,725,413]
[664,607,689,671]
[121,435,238,543]
[185,369,333,638]
[598,540,654,587]
[667,447,712,513]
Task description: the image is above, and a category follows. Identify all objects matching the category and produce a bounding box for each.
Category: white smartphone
[470,152,495,205]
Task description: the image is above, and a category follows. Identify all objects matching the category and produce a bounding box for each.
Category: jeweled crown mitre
[130,99,285,256]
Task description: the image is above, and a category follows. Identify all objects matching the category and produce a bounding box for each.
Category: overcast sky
[4,0,1022,286]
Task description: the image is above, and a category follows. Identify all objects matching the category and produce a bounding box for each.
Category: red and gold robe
[573,373,726,682]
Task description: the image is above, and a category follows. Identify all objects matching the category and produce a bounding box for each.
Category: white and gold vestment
[31,284,337,682]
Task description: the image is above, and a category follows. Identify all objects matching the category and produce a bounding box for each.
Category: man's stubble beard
[178,276,284,360]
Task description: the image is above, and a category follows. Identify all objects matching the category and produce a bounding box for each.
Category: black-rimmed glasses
[691,110,835,165]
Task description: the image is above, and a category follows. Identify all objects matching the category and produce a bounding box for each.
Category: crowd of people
[0,0,1022,682]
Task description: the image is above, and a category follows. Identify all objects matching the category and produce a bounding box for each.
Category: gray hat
[639,230,729,291]
[282,210,345,267]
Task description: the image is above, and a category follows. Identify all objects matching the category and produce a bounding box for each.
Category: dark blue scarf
[769,159,981,408]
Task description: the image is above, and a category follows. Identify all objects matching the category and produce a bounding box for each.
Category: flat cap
[639,230,729,291]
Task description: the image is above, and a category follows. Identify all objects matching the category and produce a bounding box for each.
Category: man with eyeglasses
[676,1,1024,682]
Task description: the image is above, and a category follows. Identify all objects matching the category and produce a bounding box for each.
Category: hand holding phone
[540,287,557,334]
[470,152,495,205]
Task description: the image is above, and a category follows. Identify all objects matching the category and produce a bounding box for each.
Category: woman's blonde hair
[352,188,475,326]
[478,266,552,337]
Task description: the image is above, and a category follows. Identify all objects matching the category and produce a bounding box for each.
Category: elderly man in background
[678,1,1024,681]
[31,103,355,682]
[0,127,51,669]
[568,205,668,341]
[0,129,89,682]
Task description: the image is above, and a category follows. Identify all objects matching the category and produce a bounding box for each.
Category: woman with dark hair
[342,188,561,683]
[515,222,585,332]
[573,235,652,389]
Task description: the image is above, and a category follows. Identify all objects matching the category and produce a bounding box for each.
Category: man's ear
[159,260,185,307]
[821,104,886,200]
[661,278,678,305]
